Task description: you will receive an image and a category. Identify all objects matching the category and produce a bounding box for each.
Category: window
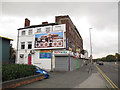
[22,31,26,35]
[21,42,25,49]
[37,28,41,33]
[69,26,71,31]
[28,29,32,35]
[55,26,61,31]
[28,42,32,49]
[46,27,50,33]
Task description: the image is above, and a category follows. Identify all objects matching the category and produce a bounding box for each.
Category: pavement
[74,72,106,88]
[74,64,106,88]
[17,64,107,88]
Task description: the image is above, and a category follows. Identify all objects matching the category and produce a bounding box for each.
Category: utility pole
[89,28,93,64]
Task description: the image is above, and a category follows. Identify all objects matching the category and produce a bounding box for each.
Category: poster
[40,50,51,59]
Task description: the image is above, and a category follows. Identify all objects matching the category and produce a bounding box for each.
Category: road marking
[96,65,119,89]
[96,66,115,89]
[96,66,118,89]
[96,65,119,90]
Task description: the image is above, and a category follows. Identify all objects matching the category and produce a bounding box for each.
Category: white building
[16,18,66,71]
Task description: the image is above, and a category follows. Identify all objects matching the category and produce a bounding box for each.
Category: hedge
[2,64,37,82]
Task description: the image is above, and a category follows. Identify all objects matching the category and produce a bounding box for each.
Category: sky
[0,0,119,59]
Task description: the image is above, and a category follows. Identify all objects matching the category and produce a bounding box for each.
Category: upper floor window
[69,26,71,32]
[21,42,25,49]
[37,28,41,33]
[22,31,26,35]
[55,26,61,31]
[28,29,32,35]
[46,27,50,33]
[28,42,32,49]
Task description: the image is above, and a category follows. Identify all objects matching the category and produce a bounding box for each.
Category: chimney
[42,21,48,25]
[24,18,30,27]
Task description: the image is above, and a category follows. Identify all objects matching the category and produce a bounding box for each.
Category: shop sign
[66,38,69,50]
[40,50,51,59]
[54,51,69,54]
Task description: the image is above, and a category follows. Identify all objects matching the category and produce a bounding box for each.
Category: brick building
[55,15,83,52]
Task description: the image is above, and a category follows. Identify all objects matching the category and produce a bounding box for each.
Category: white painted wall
[32,50,51,70]
[17,24,66,70]
[17,28,35,64]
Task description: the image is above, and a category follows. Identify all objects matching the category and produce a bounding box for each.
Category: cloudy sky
[0,0,118,59]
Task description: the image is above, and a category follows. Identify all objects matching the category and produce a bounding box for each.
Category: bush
[2,64,37,82]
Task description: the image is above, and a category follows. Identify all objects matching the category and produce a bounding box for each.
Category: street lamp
[89,28,93,64]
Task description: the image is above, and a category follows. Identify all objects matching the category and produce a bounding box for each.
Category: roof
[18,23,58,30]
[0,36,13,41]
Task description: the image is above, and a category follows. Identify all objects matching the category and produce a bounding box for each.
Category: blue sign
[40,52,51,59]
[66,38,69,50]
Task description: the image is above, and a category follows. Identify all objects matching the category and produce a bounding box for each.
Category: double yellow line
[96,65,119,90]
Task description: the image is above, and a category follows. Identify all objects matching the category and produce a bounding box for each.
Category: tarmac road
[96,62,119,88]
[17,64,106,88]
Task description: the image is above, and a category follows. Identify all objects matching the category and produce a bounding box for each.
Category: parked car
[35,66,49,79]
[99,61,104,65]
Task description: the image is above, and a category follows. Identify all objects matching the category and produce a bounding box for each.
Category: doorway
[28,54,32,65]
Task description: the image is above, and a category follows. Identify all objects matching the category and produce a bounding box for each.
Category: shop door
[28,54,32,65]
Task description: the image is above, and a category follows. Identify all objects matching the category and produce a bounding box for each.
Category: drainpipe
[68,51,70,71]
[16,29,19,64]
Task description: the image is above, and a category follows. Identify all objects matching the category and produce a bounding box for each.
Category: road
[96,62,119,88]
[17,64,106,88]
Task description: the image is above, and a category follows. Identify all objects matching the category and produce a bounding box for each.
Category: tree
[115,53,120,62]
[106,55,116,62]
[101,57,106,62]
[9,44,16,63]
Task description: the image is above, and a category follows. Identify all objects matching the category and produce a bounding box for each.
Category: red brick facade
[55,15,83,53]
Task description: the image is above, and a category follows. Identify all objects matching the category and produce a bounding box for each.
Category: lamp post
[89,28,93,64]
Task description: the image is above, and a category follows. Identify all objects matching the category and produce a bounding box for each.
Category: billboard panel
[35,31,64,49]
[34,24,65,49]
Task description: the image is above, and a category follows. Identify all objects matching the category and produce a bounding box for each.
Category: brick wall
[55,15,83,53]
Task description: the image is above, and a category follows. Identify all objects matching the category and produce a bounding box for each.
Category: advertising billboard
[34,24,65,49]
[40,50,51,59]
